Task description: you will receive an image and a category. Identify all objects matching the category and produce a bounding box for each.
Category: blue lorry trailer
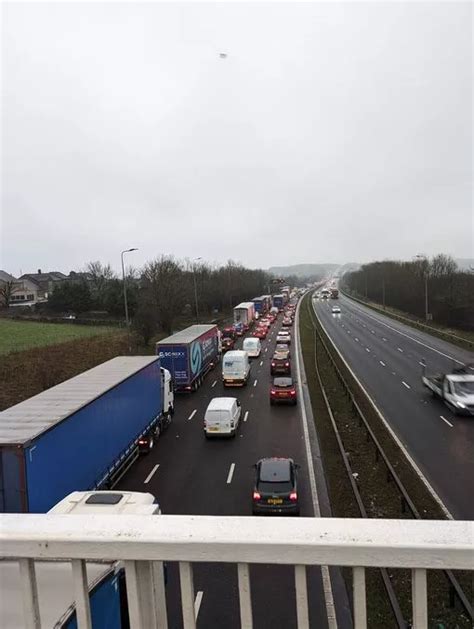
[0,357,170,513]
[273,294,284,310]
[156,324,219,391]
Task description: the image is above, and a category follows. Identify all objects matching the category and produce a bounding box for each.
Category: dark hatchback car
[252,458,300,515]
[271,350,291,375]
[270,377,297,405]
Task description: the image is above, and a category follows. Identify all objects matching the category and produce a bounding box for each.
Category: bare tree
[84,261,116,293]
[142,256,188,334]
[0,281,19,308]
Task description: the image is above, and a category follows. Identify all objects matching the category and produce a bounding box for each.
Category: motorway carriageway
[118,308,332,629]
[313,293,474,520]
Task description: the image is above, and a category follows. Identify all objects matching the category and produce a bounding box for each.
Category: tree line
[44,257,275,343]
[342,254,474,331]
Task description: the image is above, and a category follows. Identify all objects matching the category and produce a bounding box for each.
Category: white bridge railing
[0,514,472,629]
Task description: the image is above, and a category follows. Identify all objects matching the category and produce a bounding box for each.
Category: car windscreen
[452,380,474,395]
[274,378,293,387]
[259,460,291,482]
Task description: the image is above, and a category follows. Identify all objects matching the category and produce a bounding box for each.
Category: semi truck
[157,324,220,392]
[233,302,255,330]
[0,490,163,628]
[422,364,474,416]
[330,288,339,299]
[253,295,272,314]
[0,357,174,513]
[273,294,284,311]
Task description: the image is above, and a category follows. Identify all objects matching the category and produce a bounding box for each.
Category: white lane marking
[187,409,197,421]
[440,415,453,428]
[244,411,249,422]
[253,379,258,387]
[355,337,359,342]
[346,301,465,365]
[226,463,235,484]
[295,297,337,627]
[211,380,217,388]
[365,347,370,352]
[144,464,160,484]
[382,337,387,342]
[371,330,375,334]
[397,347,404,353]
[379,361,386,367]
[419,361,425,366]
[402,381,411,389]
[347,330,351,334]
[260,360,263,366]
[194,591,204,619]
[265,347,268,352]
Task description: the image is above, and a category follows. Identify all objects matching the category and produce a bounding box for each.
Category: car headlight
[456,401,466,409]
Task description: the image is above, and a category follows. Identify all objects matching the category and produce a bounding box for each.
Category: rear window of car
[259,460,291,482]
[273,353,289,360]
[258,481,293,493]
[274,377,293,387]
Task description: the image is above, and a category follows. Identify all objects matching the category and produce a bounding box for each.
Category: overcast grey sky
[1,1,472,274]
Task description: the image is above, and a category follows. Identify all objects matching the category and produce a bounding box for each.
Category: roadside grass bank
[299,292,472,628]
[0,319,119,355]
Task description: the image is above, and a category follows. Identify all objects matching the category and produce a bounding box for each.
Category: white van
[222,350,251,386]
[204,397,242,438]
[243,337,261,358]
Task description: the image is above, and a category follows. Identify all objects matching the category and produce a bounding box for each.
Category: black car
[252,458,299,515]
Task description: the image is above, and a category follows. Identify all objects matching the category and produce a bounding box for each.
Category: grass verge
[0,319,118,355]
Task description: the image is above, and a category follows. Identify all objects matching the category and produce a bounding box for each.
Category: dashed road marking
[144,464,160,484]
[355,337,359,342]
[382,337,387,342]
[244,411,249,422]
[397,347,404,353]
[371,330,375,334]
[402,381,411,389]
[226,463,235,484]
[379,361,386,367]
[211,380,217,388]
[253,379,258,387]
[194,591,204,619]
[440,415,453,428]
[260,360,263,366]
[366,347,370,352]
[187,409,197,421]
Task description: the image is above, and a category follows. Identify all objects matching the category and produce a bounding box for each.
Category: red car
[222,326,236,341]
[253,327,267,339]
[270,376,297,405]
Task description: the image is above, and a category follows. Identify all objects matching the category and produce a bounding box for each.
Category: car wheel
[270,399,274,405]
[293,400,297,406]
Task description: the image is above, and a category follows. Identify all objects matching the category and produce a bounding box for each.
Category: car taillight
[285,362,289,367]
[271,389,276,395]
[138,439,147,445]
[290,492,298,501]
[253,491,261,500]
[271,362,276,367]
[290,389,296,396]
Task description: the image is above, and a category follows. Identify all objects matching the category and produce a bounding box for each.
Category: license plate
[268,498,283,505]
[279,393,288,397]
[208,427,219,432]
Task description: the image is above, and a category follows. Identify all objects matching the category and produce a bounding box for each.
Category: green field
[0,319,120,355]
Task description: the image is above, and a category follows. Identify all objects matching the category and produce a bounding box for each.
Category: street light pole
[193,257,202,324]
[414,254,429,321]
[121,248,138,327]
[382,276,386,309]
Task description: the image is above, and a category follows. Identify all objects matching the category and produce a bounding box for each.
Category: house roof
[0,270,17,282]
[20,272,67,283]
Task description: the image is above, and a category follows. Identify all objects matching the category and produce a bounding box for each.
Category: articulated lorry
[233,302,255,330]
[0,490,163,628]
[273,294,284,311]
[157,324,220,392]
[0,357,174,513]
[422,364,474,416]
[330,288,339,299]
[252,295,272,314]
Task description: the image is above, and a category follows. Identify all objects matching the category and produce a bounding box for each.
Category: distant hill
[268,263,340,279]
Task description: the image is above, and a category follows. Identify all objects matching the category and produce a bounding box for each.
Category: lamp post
[121,248,138,327]
[414,254,429,321]
[193,257,202,324]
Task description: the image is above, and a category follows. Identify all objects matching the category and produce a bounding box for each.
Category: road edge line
[295,294,338,629]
